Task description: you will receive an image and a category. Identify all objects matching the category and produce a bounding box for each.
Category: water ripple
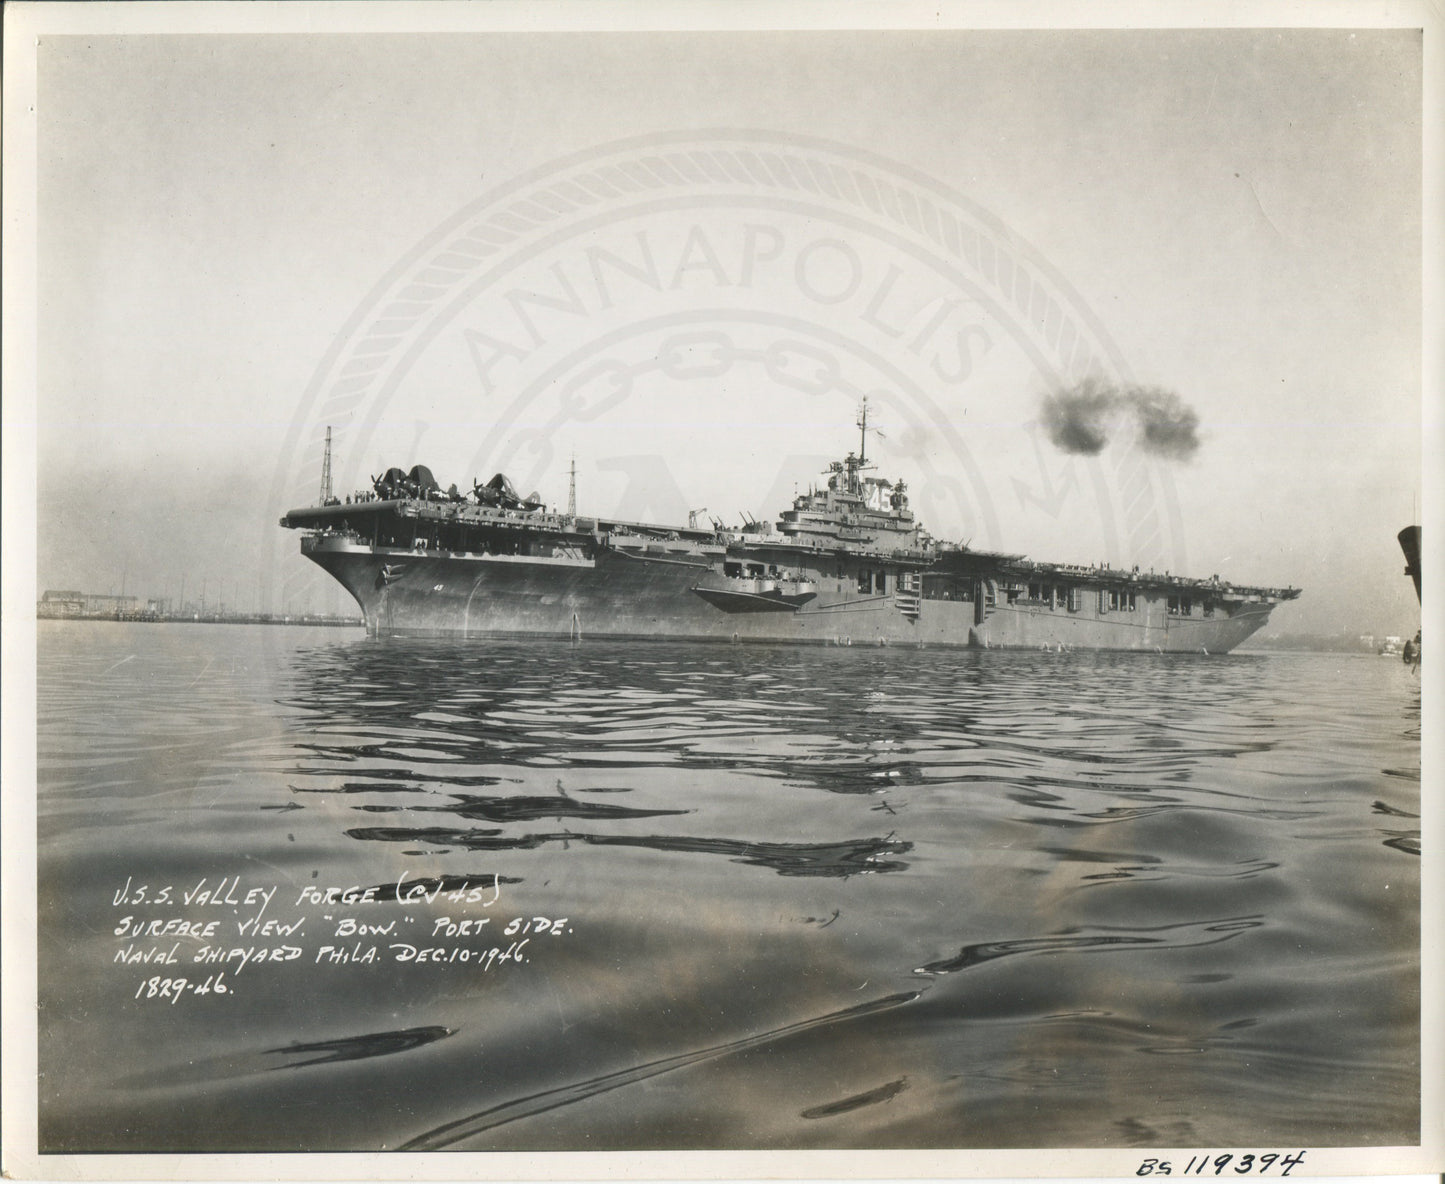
[35,625,1421,1151]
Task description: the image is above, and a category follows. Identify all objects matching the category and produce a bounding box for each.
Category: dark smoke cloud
[1040,379,1115,455]
[1129,385,1201,460]
[1040,378,1201,461]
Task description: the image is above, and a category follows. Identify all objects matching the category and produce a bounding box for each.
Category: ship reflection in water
[37,624,1419,1152]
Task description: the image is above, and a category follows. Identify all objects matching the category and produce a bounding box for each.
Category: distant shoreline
[36,612,363,629]
[33,614,1418,656]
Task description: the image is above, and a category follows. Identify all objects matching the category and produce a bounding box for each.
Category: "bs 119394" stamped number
[1137,1152,1307,1177]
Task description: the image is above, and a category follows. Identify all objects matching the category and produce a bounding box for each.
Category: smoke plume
[1040,378,1201,461]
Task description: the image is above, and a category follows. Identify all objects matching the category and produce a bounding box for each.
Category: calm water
[37,622,1420,1152]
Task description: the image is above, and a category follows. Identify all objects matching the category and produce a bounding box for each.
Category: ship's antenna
[858,397,869,465]
[319,426,333,505]
[567,453,577,518]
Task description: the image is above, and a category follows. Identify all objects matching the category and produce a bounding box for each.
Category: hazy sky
[26,16,1426,634]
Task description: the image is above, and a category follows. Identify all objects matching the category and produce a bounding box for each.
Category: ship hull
[304,537,1279,653]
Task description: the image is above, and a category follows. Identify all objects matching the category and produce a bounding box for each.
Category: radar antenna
[857,396,887,465]
[319,426,333,505]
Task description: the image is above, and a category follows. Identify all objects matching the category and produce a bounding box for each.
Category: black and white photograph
[2,1,1440,1176]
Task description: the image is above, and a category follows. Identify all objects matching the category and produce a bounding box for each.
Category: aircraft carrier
[281,407,1299,651]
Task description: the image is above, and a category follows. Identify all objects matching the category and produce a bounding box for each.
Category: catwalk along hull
[301,533,1285,653]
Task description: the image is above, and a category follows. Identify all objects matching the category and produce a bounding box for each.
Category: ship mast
[319,426,333,505]
[848,397,882,495]
[566,453,577,518]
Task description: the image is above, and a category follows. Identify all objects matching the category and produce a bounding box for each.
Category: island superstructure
[281,404,1298,650]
